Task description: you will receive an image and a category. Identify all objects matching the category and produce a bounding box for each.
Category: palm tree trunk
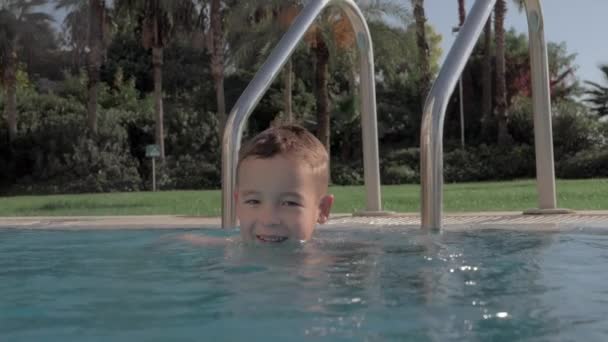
[210,0,226,139]
[481,17,493,138]
[494,0,511,144]
[457,0,466,148]
[458,0,466,25]
[86,0,105,135]
[4,45,17,142]
[152,46,165,161]
[283,59,293,122]
[314,36,330,153]
[412,0,431,98]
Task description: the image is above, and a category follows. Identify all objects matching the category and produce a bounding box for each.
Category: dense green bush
[383,165,418,184]
[331,162,363,186]
[507,96,534,145]
[379,148,420,184]
[507,96,603,160]
[0,89,143,194]
[552,101,603,160]
[556,149,608,178]
[444,144,535,182]
[61,135,142,193]
[162,155,220,190]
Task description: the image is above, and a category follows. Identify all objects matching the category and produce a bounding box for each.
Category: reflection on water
[1,227,608,341]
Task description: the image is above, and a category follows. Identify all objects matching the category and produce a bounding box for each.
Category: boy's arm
[177,233,231,246]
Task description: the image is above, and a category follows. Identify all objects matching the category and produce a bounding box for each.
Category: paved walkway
[1,211,608,230]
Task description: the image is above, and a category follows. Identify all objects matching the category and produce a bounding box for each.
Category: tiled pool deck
[2,211,608,231]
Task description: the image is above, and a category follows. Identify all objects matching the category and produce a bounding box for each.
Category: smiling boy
[179,125,334,245]
[236,125,334,244]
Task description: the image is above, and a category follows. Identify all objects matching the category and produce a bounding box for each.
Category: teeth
[256,235,288,243]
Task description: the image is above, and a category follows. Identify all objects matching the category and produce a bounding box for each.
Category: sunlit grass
[0,179,607,216]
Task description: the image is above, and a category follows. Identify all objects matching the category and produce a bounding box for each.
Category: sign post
[145,145,161,191]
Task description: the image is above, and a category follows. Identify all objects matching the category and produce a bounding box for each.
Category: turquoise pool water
[1,226,607,341]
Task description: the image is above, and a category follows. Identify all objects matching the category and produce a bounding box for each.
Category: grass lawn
[0,179,607,217]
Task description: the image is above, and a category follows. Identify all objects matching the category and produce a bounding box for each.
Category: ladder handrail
[221,0,382,228]
[420,0,556,229]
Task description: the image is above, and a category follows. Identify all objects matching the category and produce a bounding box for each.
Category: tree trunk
[494,0,511,145]
[210,0,226,140]
[152,46,165,161]
[412,0,431,98]
[458,0,466,26]
[283,58,293,122]
[314,35,330,153]
[457,0,466,148]
[481,17,493,138]
[4,44,17,142]
[86,0,105,135]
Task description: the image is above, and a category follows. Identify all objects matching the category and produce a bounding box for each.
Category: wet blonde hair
[237,125,329,190]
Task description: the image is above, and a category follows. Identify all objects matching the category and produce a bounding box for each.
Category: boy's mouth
[256,234,288,243]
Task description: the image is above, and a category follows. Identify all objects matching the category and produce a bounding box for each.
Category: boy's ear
[317,194,334,224]
[234,191,238,201]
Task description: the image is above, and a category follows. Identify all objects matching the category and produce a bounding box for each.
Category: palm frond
[583,64,608,117]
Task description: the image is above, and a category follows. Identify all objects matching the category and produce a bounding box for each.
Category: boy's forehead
[239,189,305,198]
[237,157,322,188]
[238,155,314,173]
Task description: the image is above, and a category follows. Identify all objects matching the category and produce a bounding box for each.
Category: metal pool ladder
[220,0,387,228]
[421,0,569,230]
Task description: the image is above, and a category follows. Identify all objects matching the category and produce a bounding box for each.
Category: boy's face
[236,155,333,244]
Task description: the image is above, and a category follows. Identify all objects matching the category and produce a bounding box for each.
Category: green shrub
[552,101,602,160]
[331,162,363,186]
[163,154,220,190]
[444,148,484,182]
[62,136,142,193]
[443,144,535,182]
[382,147,420,171]
[2,92,143,194]
[556,149,608,178]
[507,96,602,160]
[507,96,534,145]
[383,165,418,184]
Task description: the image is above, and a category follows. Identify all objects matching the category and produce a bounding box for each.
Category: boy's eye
[282,200,301,207]
[244,199,260,205]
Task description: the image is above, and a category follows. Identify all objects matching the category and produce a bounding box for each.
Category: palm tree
[277,4,299,123]
[58,3,88,70]
[480,15,492,136]
[227,1,302,124]
[584,64,608,118]
[305,1,408,152]
[456,0,466,148]
[230,0,408,154]
[209,0,226,137]
[56,0,109,134]
[494,0,511,144]
[457,0,465,26]
[0,0,53,142]
[115,0,195,160]
[308,13,332,151]
[411,0,431,99]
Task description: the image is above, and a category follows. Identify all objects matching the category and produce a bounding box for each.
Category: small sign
[146,144,160,158]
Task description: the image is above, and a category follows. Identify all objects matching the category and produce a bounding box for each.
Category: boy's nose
[260,205,281,227]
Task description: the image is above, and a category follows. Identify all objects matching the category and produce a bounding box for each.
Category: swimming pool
[1,226,607,341]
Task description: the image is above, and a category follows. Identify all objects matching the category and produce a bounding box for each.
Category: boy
[181,124,334,245]
[236,124,334,243]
